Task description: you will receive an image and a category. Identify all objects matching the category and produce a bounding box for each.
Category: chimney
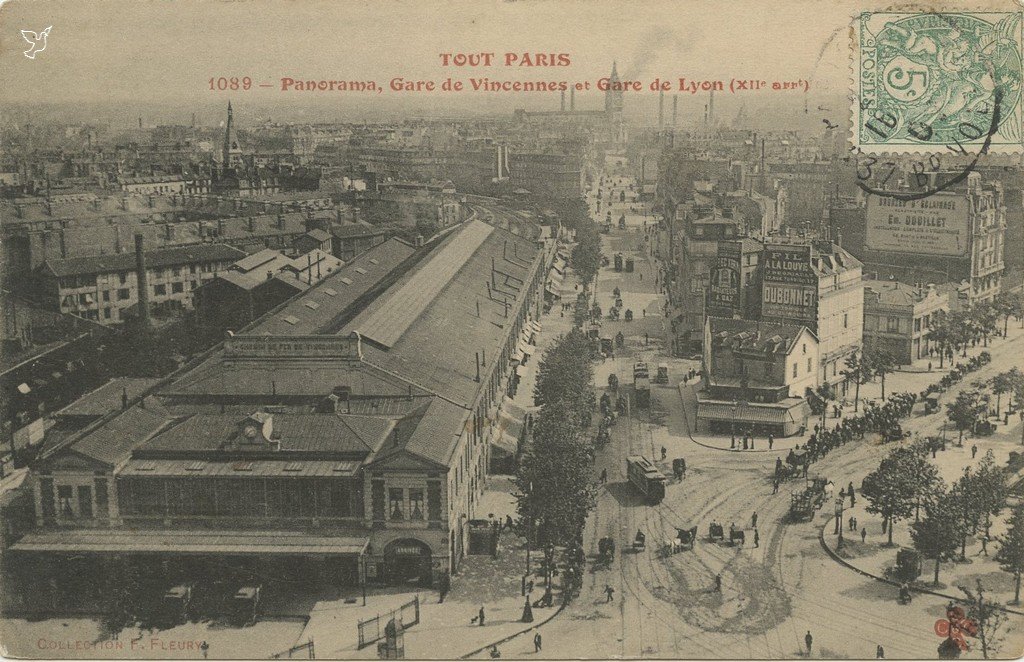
[121,387,129,410]
[134,233,151,327]
[658,88,665,130]
[165,224,174,240]
[415,234,424,247]
[278,214,286,230]
[267,270,273,281]
[147,195,154,208]
[247,217,256,232]
[120,197,128,211]
[217,218,226,236]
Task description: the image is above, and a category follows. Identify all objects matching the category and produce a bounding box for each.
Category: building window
[887,317,900,333]
[427,481,442,521]
[77,485,93,519]
[807,358,813,373]
[102,290,110,302]
[154,284,167,296]
[117,288,131,300]
[802,343,807,354]
[409,489,425,520]
[173,267,182,277]
[172,282,184,294]
[914,318,921,333]
[119,272,128,285]
[792,363,798,378]
[103,308,112,319]
[389,488,405,521]
[57,485,74,517]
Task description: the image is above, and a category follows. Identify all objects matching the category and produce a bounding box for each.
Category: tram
[626,455,666,504]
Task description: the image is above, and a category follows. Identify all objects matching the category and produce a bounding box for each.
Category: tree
[928,311,955,369]
[992,291,1023,337]
[843,351,873,413]
[814,382,835,431]
[990,368,1022,418]
[871,350,897,401]
[861,447,919,545]
[972,450,1008,537]
[902,442,945,522]
[995,505,1024,605]
[912,490,964,585]
[514,399,597,547]
[958,580,1008,659]
[946,389,987,445]
[950,467,988,559]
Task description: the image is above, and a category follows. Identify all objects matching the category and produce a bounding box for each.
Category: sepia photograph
[0,0,1023,658]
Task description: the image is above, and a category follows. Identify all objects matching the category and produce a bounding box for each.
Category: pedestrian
[750,436,755,450]
[848,482,856,507]
[490,645,501,658]
[714,573,722,592]
[772,479,779,495]
[534,632,542,653]
[753,528,760,548]
[506,514,514,531]
[479,605,486,626]
[439,572,450,603]
[604,584,615,602]
[928,361,932,372]
[805,631,813,656]
[600,468,608,484]
[751,512,758,528]
[200,642,209,660]
[849,515,855,531]
[876,644,884,659]
[661,446,667,461]
[768,434,774,450]
[982,534,989,556]
[972,444,978,459]
[861,527,867,543]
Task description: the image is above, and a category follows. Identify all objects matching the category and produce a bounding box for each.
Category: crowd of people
[805,392,918,462]
[922,351,991,397]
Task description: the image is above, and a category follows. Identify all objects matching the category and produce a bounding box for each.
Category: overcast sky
[0,0,999,124]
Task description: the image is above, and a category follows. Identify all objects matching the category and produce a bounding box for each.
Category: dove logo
[22,26,52,59]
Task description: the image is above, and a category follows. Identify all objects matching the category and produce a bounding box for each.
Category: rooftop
[708,317,813,355]
[43,243,246,278]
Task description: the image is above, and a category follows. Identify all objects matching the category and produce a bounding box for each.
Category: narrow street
[495,167,1024,659]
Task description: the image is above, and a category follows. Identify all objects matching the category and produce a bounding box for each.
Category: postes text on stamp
[854,11,1023,153]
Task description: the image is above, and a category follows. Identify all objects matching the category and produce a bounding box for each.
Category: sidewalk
[818,417,1024,609]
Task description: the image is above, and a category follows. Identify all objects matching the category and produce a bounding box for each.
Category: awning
[696,400,808,425]
[490,401,525,455]
[515,365,527,377]
[544,284,561,298]
[528,320,541,335]
[12,528,370,556]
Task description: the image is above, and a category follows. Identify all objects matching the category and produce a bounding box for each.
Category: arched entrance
[383,539,432,587]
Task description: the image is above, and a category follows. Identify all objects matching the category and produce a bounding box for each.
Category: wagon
[729,529,746,546]
[708,522,725,542]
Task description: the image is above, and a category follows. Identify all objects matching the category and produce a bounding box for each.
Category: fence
[357,595,421,649]
[270,639,315,659]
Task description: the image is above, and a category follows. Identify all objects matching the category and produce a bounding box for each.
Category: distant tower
[605,62,624,117]
[222,101,243,173]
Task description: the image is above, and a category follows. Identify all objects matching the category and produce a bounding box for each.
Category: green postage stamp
[854,11,1023,153]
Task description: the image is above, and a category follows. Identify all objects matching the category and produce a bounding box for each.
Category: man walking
[534,631,542,653]
[604,584,615,603]
[751,512,758,529]
[772,479,779,495]
[768,434,774,450]
[479,605,486,626]
[753,528,760,548]
[714,573,722,592]
[972,444,978,459]
[805,631,813,657]
[861,527,867,543]
[848,481,856,507]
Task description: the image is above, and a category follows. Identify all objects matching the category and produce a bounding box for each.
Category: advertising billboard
[762,245,817,322]
[865,193,969,256]
[707,243,741,317]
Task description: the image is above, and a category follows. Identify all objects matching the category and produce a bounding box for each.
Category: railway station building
[12,216,551,610]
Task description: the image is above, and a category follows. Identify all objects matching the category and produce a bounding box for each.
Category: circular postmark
[852,10,1021,200]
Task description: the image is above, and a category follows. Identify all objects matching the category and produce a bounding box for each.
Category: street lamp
[835,496,845,548]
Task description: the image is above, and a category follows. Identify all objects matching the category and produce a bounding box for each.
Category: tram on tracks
[626,455,666,504]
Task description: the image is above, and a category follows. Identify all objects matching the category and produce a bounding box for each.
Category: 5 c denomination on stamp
[854,11,1023,154]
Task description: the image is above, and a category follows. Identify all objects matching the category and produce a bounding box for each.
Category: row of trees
[840,349,898,412]
[514,328,598,547]
[860,442,1009,587]
[928,292,1023,368]
[945,368,1024,444]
